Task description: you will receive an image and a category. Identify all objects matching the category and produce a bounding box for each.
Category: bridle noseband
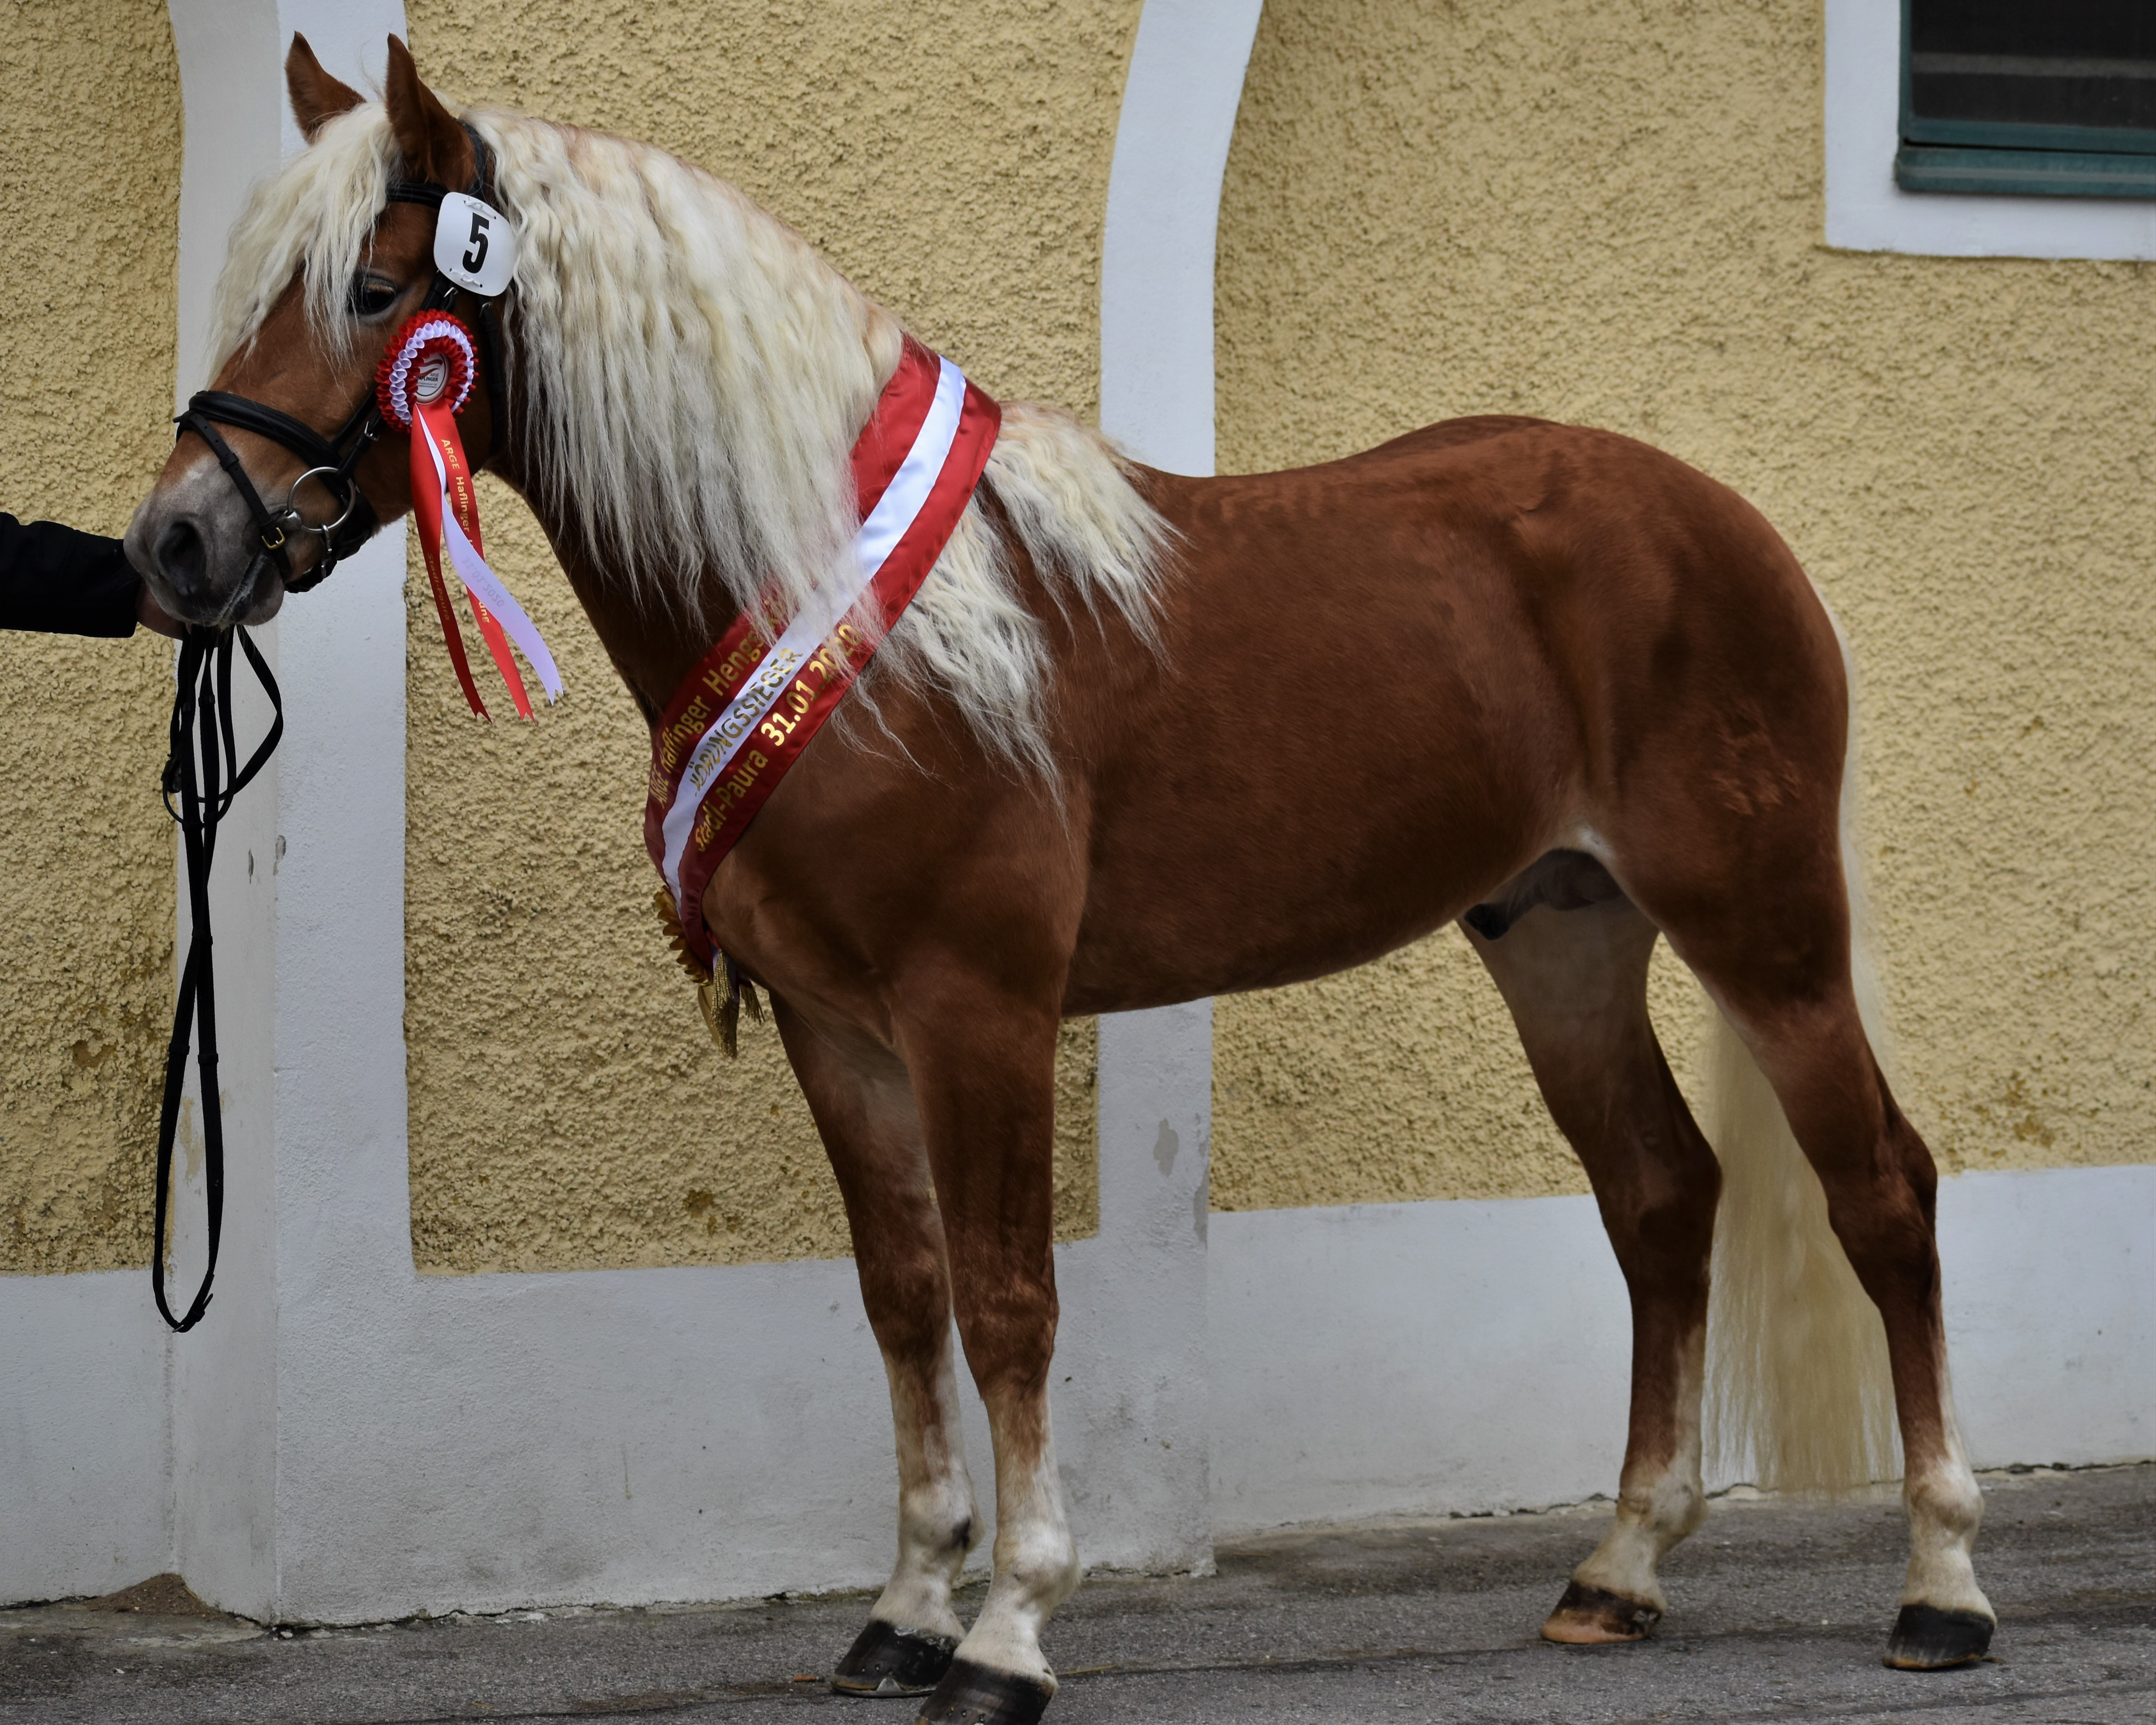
[174,122,512,598]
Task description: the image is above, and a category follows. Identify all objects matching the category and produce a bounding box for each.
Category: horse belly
[1063,485,1570,1013]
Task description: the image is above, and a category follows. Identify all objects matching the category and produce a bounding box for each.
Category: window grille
[1896,0,2156,197]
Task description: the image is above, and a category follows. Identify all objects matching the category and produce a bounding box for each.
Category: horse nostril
[156,517,207,598]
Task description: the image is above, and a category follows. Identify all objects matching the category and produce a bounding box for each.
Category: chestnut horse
[127,35,1996,1723]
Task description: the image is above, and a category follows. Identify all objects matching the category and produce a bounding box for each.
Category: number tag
[434,191,518,298]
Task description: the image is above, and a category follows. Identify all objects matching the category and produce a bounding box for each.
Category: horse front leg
[773,1001,978,1699]
[902,994,1074,1725]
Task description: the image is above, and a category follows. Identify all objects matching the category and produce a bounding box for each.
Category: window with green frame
[1896,1,2156,198]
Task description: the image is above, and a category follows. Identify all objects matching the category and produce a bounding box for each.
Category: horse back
[1363,413,1557,461]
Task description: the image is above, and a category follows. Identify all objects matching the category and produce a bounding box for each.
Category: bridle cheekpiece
[173,120,515,598]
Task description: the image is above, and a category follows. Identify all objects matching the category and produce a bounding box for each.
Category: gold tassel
[652,887,708,980]
[655,887,752,1057]
[700,974,734,1056]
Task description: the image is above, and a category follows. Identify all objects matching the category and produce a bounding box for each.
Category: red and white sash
[644,337,999,972]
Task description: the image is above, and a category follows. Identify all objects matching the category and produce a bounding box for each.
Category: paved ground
[1,1464,2147,1724]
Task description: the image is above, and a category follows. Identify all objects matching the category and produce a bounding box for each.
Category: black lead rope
[152,627,283,1332]
[148,124,503,1330]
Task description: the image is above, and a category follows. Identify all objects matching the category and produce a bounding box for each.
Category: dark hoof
[915,1656,1054,1725]
[1884,1604,1993,1671]
[1541,1579,1662,1644]
[832,1619,958,1698]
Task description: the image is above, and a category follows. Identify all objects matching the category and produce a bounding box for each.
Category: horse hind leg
[1466,863,1719,1643]
[1618,800,1993,1669]
[1695,959,1993,1668]
[772,1003,977,1699]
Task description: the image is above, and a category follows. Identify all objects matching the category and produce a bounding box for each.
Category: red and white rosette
[375,311,560,718]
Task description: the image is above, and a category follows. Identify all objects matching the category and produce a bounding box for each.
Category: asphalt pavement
[2,1463,2147,1724]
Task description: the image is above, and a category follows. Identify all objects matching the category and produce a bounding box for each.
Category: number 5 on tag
[434,191,518,297]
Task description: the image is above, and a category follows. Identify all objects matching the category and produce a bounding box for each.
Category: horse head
[127,34,494,627]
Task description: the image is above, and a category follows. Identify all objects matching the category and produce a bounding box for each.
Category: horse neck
[512,479,745,724]
[485,269,901,722]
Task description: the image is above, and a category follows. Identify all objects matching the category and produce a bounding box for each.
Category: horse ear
[384,34,474,188]
[286,33,364,142]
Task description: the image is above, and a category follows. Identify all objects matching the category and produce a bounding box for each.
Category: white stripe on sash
[660,355,969,908]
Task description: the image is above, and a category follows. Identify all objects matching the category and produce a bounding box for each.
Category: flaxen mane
[209,101,1168,772]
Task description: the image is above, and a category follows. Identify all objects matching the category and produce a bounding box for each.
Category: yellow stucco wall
[401,0,1140,1271]
[8,1,2134,1276]
[1211,0,2156,1210]
[0,3,181,1273]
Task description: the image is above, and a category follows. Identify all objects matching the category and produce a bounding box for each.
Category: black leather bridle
[150,125,514,1334]
[171,122,512,600]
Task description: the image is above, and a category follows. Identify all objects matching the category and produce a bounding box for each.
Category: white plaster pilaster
[1082,0,1265,1574]
[163,0,411,1622]
[1080,1003,1216,1570]
[1100,0,1264,478]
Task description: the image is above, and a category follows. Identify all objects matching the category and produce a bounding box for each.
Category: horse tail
[1701,618,1900,1494]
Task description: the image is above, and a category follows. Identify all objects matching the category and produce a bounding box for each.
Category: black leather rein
[150,126,510,1333]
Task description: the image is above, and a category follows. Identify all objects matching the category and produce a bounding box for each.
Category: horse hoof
[1540,1580,1662,1644]
[913,1656,1055,1724]
[1883,1604,1993,1671]
[831,1619,958,1697]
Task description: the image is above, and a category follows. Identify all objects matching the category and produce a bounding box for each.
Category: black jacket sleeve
[0,513,142,637]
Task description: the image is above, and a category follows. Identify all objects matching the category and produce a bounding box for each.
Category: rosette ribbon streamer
[376,310,561,718]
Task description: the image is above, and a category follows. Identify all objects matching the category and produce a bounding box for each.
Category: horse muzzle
[126,457,292,628]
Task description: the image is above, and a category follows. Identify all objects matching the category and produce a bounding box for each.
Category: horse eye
[347,274,401,319]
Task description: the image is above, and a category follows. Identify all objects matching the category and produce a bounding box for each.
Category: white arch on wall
[1086,0,1266,1572]
[1100,0,1265,476]
[0,0,1265,1618]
